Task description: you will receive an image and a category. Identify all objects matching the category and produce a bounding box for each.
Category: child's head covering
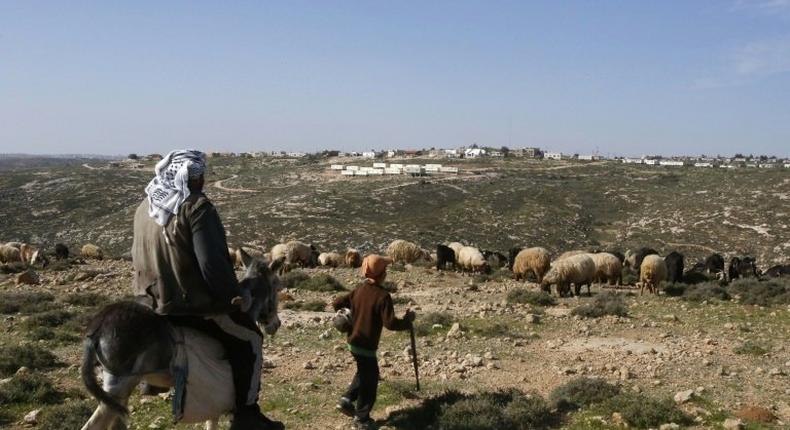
[361,254,393,284]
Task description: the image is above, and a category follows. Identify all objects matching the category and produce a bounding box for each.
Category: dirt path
[212,174,258,193]
[82,163,98,170]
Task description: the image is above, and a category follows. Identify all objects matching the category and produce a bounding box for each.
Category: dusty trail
[212,174,258,193]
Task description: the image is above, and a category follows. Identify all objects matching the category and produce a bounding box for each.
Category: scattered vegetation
[280,270,310,289]
[391,295,414,305]
[466,319,523,339]
[0,373,62,404]
[0,291,55,314]
[62,292,108,307]
[282,299,327,312]
[506,289,557,306]
[571,293,628,318]
[474,268,514,283]
[598,394,692,428]
[387,389,554,430]
[296,273,346,292]
[25,309,74,328]
[414,312,454,336]
[728,278,790,306]
[549,377,620,411]
[37,400,95,430]
[734,340,770,356]
[0,345,61,376]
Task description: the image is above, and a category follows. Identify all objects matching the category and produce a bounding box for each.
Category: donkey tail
[81,338,128,415]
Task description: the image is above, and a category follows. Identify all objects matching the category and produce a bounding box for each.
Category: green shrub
[0,373,61,404]
[281,299,326,312]
[26,326,56,341]
[388,389,554,430]
[571,293,628,318]
[25,310,74,328]
[467,320,522,338]
[549,377,620,411]
[414,312,454,336]
[0,345,61,376]
[280,270,310,289]
[62,292,108,307]
[37,400,95,430]
[507,289,557,306]
[727,278,790,306]
[681,283,730,302]
[600,394,692,428]
[0,292,55,314]
[391,295,414,305]
[734,340,769,356]
[293,273,346,292]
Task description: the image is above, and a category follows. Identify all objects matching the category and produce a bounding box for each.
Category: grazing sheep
[639,254,667,295]
[19,244,41,266]
[0,244,22,264]
[240,246,266,261]
[704,253,725,274]
[764,264,790,278]
[555,250,587,261]
[318,252,343,267]
[345,248,362,268]
[457,246,490,274]
[387,240,430,264]
[54,243,69,260]
[588,252,623,285]
[624,247,658,276]
[271,243,288,262]
[5,242,23,249]
[664,251,684,284]
[728,256,758,280]
[482,250,508,269]
[447,242,464,257]
[512,247,551,283]
[541,254,596,297]
[285,241,319,267]
[508,247,523,271]
[81,243,104,260]
[436,244,456,270]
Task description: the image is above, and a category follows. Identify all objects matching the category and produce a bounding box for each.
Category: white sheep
[457,246,490,274]
[387,240,429,264]
[541,253,596,297]
[447,242,464,257]
[81,243,104,260]
[639,254,667,295]
[512,247,551,282]
[588,252,623,285]
[318,252,343,267]
[555,250,587,261]
[0,244,22,264]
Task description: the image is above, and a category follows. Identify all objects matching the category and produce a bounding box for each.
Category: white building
[622,158,643,164]
[544,152,563,160]
[443,149,459,158]
[386,150,396,158]
[439,166,459,173]
[643,159,659,165]
[578,154,598,161]
[694,162,713,168]
[659,160,684,167]
[464,148,486,158]
[362,151,376,159]
[373,162,387,168]
[330,164,344,170]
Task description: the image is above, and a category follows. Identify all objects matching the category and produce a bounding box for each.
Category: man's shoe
[336,397,354,417]
[230,405,285,430]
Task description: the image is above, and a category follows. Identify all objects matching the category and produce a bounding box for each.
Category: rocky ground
[1,259,788,430]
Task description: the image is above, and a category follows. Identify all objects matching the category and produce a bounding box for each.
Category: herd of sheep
[3,238,789,295]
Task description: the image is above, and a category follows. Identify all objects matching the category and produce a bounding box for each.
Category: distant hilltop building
[544,152,563,160]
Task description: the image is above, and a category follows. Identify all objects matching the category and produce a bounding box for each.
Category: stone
[23,409,40,425]
[447,322,463,339]
[722,418,744,430]
[15,367,30,376]
[674,389,694,404]
[769,368,784,376]
[611,412,626,427]
[525,313,540,324]
[659,424,680,430]
[663,314,679,322]
[262,358,276,369]
[303,361,315,370]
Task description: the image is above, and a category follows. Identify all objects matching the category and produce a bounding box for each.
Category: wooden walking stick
[409,323,420,391]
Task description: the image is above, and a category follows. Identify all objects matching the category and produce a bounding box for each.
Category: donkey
[80,255,283,430]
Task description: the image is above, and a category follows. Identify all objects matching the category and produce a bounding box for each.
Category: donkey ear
[269,256,285,273]
[239,248,253,269]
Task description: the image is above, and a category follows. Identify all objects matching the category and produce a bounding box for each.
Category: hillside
[1,157,787,266]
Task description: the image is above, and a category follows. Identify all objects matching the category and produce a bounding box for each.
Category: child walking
[332,254,415,429]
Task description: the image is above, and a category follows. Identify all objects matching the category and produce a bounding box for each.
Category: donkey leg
[100,372,141,430]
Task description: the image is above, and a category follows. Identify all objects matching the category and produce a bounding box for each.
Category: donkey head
[238,249,285,335]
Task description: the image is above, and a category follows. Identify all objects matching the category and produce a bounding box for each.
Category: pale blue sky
[1,1,789,156]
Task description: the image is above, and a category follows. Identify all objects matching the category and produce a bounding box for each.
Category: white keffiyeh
[145,149,207,226]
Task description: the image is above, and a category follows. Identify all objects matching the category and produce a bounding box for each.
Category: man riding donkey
[332,255,416,429]
[132,149,284,430]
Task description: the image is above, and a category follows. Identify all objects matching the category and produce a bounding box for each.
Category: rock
[262,358,276,369]
[484,351,495,360]
[674,389,694,404]
[769,368,785,376]
[663,314,679,322]
[735,405,776,423]
[303,361,315,370]
[611,412,626,427]
[23,409,40,425]
[525,313,540,324]
[447,323,463,339]
[15,366,30,376]
[619,367,632,380]
[659,424,680,430]
[319,330,332,340]
[722,418,744,430]
[16,270,39,285]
